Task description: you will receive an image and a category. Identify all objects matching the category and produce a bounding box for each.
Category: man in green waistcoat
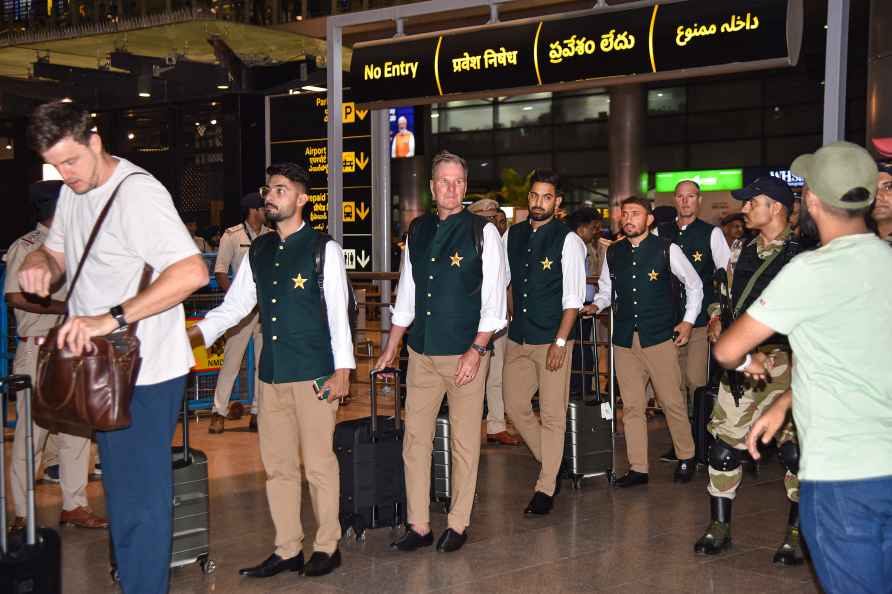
[190,163,354,579]
[591,197,703,487]
[502,170,586,515]
[656,180,731,462]
[375,150,508,553]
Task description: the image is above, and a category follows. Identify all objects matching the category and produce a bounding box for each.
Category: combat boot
[694,496,733,555]
[773,502,805,566]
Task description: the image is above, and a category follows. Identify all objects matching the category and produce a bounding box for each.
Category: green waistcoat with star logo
[658,218,715,327]
[407,210,484,356]
[607,234,675,348]
[506,218,570,345]
[249,225,334,383]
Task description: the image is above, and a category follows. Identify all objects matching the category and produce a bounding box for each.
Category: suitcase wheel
[572,477,582,490]
[606,470,615,486]
[198,553,216,574]
[111,568,119,583]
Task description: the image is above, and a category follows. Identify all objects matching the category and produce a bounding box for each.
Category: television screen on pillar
[389,107,417,159]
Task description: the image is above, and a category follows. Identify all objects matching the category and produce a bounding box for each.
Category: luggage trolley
[562,308,617,489]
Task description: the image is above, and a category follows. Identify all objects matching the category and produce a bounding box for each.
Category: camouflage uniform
[696,227,803,565]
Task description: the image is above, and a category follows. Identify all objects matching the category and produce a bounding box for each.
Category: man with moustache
[502,171,586,515]
[694,176,803,566]
[189,163,353,578]
[872,163,892,243]
[656,180,731,463]
[720,213,746,249]
[374,150,507,553]
[590,197,703,487]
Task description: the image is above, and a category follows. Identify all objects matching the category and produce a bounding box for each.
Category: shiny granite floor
[5,386,823,594]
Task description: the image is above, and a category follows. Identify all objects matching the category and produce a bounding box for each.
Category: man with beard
[695,176,803,566]
[502,171,586,515]
[872,163,892,243]
[374,150,507,553]
[591,197,703,487]
[190,162,354,578]
[721,213,746,247]
[655,180,731,462]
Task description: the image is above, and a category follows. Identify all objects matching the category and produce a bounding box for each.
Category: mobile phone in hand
[313,374,333,399]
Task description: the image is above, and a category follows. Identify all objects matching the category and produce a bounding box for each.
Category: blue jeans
[800,477,892,594]
[97,375,187,594]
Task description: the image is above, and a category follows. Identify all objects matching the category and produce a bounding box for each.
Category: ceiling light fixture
[301,85,326,92]
[137,74,152,98]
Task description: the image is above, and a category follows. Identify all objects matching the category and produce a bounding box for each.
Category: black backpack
[249,232,359,338]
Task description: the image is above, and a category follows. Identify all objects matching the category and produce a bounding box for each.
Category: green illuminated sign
[655,169,744,193]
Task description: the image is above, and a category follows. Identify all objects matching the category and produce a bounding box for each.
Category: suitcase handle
[369,367,401,441]
[0,374,37,551]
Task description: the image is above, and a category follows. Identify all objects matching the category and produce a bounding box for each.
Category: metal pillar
[607,84,644,234]
[867,0,892,149]
[326,21,344,242]
[371,109,392,334]
[823,0,850,144]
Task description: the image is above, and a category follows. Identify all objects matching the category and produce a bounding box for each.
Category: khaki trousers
[404,348,490,531]
[212,311,262,416]
[677,325,709,407]
[258,380,341,557]
[484,332,508,434]
[11,340,91,517]
[614,334,694,473]
[503,340,574,496]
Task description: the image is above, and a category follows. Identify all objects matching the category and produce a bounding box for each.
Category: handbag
[33,172,152,434]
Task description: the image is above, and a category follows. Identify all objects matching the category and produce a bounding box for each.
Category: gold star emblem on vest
[692,251,703,262]
[293,273,307,289]
[450,251,463,267]
[541,257,553,270]
[648,269,659,281]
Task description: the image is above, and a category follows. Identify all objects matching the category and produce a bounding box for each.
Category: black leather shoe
[659,447,678,462]
[694,497,733,556]
[674,458,696,483]
[303,549,342,577]
[248,414,258,432]
[613,470,649,488]
[238,552,304,578]
[436,528,467,553]
[391,528,434,551]
[524,491,553,516]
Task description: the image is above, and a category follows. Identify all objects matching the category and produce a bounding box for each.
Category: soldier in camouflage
[694,177,804,566]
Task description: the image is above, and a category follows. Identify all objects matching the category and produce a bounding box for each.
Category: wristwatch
[470,343,487,356]
[110,305,128,329]
[554,337,567,348]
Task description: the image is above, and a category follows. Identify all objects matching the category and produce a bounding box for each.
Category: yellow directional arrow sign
[356,108,369,120]
[355,152,370,171]
[356,202,370,221]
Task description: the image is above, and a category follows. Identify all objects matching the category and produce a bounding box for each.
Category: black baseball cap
[240,192,264,209]
[721,212,745,226]
[878,162,892,176]
[731,176,795,211]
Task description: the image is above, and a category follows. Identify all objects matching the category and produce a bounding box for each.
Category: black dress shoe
[248,413,258,432]
[391,528,434,551]
[524,491,553,516]
[436,528,467,552]
[303,549,342,577]
[238,552,304,578]
[673,458,696,483]
[613,470,649,488]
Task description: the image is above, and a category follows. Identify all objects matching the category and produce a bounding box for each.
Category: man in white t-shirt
[19,101,208,594]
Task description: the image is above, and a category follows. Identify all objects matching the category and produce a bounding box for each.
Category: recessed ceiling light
[61,97,72,103]
[127,132,135,140]
[302,85,326,92]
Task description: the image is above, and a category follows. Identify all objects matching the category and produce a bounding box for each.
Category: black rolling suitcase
[562,315,616,488]
[0,374,62,594]
[430,413,451,512]
[111,396,215,581]
[335,368,406,540]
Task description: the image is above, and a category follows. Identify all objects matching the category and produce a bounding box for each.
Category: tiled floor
[6,387,823,594]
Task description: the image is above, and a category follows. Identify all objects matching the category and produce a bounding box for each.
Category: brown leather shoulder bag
[33,172,153,434]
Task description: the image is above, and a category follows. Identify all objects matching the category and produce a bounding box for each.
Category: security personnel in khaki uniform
[695,176,803,566]
[503,171,586,515]
[193,163,353,578]
[4,181,107,530]
[375,151,508,553]
[208,192,271,433]
[591,197,703,487]
[655,180,731,462]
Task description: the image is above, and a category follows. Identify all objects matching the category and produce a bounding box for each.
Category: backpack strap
[471,213,486,256]
[314,232,331,326]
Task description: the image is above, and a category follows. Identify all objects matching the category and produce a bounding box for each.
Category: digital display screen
[389,107,416,158]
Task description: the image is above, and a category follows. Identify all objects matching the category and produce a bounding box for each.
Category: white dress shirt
[197,224,356,370]
[654,221,732,271]
[392,218,508,333]
[503,227,587,310]
[591,234,704,324]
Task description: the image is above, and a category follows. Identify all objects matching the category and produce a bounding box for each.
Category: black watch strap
[470,343,487,355]
[110,305,127,328]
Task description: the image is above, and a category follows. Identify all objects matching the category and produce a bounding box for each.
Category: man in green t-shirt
[715,141,892,594]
